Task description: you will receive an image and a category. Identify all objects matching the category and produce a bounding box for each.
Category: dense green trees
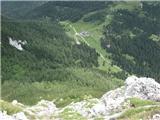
[1,17,98,82]
[2,1,160,83]
[2,1,160,106]
[1,1,46,19]
[83,11,106,24]
[26,1,108,22]
[101,3,160,81]
[1,1,109,22]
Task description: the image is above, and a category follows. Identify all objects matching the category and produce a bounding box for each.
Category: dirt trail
[69,24,105,61]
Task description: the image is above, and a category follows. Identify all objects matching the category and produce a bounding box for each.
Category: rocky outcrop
[24,100,58,119]
[62,98,100,118]
[90,87,125,117]
[67,76,160,118]
[0,111,28,120]
[1,76,160,120]
[150,114,160,120]
[9,37,27,51]
[0,111,15,120]
[125,76,160,101]
[0,100,58,120]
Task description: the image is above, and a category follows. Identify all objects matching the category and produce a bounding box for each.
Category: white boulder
[125,76,160,101]
[150,114,160,120]
[0,111,15,120]
[11,100,24,108]
[12,112,28,120]
[12,100,18,106]
[86,87,125,118]
[24,100,58,118]
[75,76,160,118]
[9,37,27,51]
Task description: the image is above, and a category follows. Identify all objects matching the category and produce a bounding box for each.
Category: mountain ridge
[1,76,160,120]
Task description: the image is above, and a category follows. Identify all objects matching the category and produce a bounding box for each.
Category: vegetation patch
[0,100,22,115]
[128,98,160,107]
[59,108,87,120]
[118,106,160,120]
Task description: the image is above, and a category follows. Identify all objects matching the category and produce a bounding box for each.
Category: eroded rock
[24,100,58,119]
[150,114,160,120]
[125,76,160,101]
[69,76,160,118]
[13,112,28,120]
[9,37,27,51]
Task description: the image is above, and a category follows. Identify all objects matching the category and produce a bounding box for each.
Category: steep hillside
[1,17,99,82]
[1,1,160,113]
[101,2,160,81]
[1,3,123,106]
[25,1,110,22]
[1,1,46,19]
[59,1,144,77]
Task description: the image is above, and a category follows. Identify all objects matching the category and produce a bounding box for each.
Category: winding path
[69,24,106,61]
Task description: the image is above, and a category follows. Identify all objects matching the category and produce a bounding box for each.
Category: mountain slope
[1,1,160,108]
[19,1,110,22]
[101,2,160,81]
[1,1,46,19]
[1,7,123,106]
[1,16,100,82]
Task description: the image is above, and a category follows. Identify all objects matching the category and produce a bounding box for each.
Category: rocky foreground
[1,76,160,120]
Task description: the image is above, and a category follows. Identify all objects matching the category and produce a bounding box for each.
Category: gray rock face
[12,112,28,120]
[24,100,58,119]
[0,111,28,120]
[0,100,58,120]
[62,98,100,118]
[84,76,160,118]
[0,111,15,120]
[125,76,160,101]
[90,87,125,117]
[150,114,160,120]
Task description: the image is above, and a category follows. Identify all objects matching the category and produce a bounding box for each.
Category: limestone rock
[12,100,25,108]
[78,76,160,118]
[12,112,28,120]
[24,100,58,118]
[0,111,15,120]
[150,114,160,120]
[125,76,160,101]
[9,37,27,51]
[63,98,100,118]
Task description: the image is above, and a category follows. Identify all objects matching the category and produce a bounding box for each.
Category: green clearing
[59,108,87,120]
[59,1,139,73]
[60,20,123,74]
[118,106,160,120]
[113,1,140,11]
[118,98,160,120]
[129,98,160,107]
